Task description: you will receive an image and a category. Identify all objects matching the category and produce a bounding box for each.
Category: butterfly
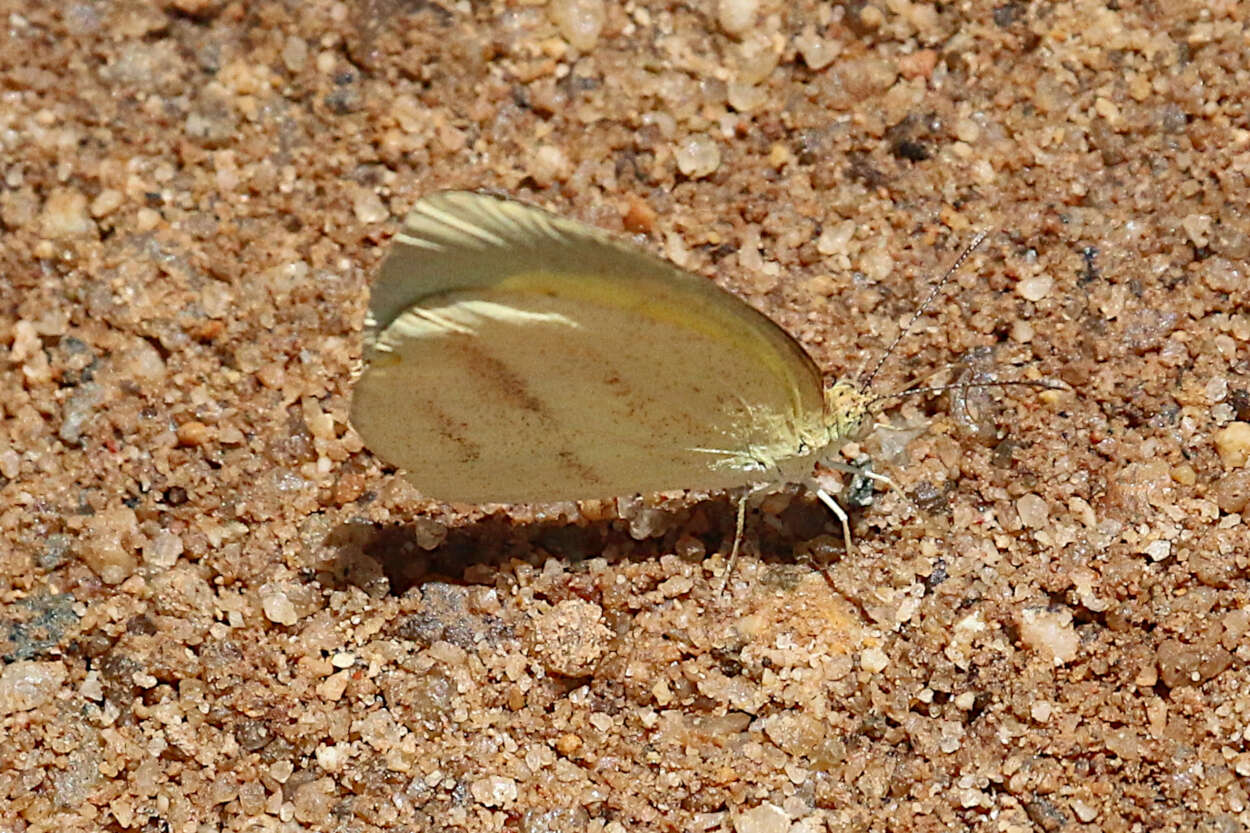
[350,190,1020,586]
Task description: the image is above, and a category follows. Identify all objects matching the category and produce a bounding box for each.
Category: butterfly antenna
[866,378,1065,410]
[859,229,991,392]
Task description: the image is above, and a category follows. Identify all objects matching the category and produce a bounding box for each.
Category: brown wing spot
[455,338,552,420]
[425,400,482,464]
[556,449,602,486]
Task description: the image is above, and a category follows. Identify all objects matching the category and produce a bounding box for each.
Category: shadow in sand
[319,490,850,596]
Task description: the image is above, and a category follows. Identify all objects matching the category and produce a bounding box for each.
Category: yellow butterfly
[350,191,988,584]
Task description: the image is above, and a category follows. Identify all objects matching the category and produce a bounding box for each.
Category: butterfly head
[824,381,871,443]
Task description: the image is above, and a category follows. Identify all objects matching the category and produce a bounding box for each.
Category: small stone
[555,733,581,755]
[620,194,656,233]
[1017,274,1054,302]
[214,150,240,191]
[391,94,424,133]
[135,207,162,232]
[59,383,105,445]
[0,661,67,715]
[938,729,962,753]
[528,598,611,676]
[1213,422,1250,468]
[717,0,758,36]
[1071,799,1098,823]
[81,506,139,584]
[816,220,855,256]
[177,420,212,447]
[616,496,674,539]
[1018,608,1079,664]
[317,670,350,701]
[8,319,40,363]
[80,670,103,701]
[1181,213,1213,248]
[260,583,300,625]
[305,410,335,441]
[1170,463,1197,486]
[1104,727,1142,761]
[1094,96,1120,123]
[726,82,767,112]
[859,247,893,282]
[0,449,19,479]
[1204,375,1228,404]
[166,0,223,15]
[1156,638,1232,687]
[256,361,286,389]
[196,280,237,327]
[142,531,183,567]
[732,32,780,84]
[528,144,571,186]
[469,775,517,808]
[315,743,350,772]
[858,5,884,29]
[118,339,166,382]
[1155,637,1195,685]
[860,646,889,673]
[1223,609,1250,644]
[356,710,401,751]
[268,760,294,784]
[1016,494,1050,528]
[733,802,789,833]
[90,189,124,218]
[291,777,335,824]
[674,134,721,179]
[954,118,981,144]
[794,27,839,70]
[548,0,605,51]
[1142,539,1170,562]
[657,574,693,598]
[281,36,308,72]
[413,518,447,550]
[40,188,94,239]
[760,712,824,757]
[1212,469,1250,513]
[353,188,388,224]
[898,49,939,80]
[1191,550,1237,588]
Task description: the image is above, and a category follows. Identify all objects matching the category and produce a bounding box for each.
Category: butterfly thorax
[823,380,871,445]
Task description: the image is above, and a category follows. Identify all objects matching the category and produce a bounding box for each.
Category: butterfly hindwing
[350,191,828,503]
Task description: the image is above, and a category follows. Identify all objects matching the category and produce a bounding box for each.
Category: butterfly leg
[857,468,901,493]
[717,483,777,595]
[716,490,751,596]
[813,487,856,554]
[824,458,902,496]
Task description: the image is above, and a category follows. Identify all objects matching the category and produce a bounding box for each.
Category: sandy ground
[2,0,1249,831]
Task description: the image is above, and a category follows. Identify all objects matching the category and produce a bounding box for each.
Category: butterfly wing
[350,191,827,503]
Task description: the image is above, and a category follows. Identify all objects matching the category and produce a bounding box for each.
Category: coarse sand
[2,1,1249,831]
